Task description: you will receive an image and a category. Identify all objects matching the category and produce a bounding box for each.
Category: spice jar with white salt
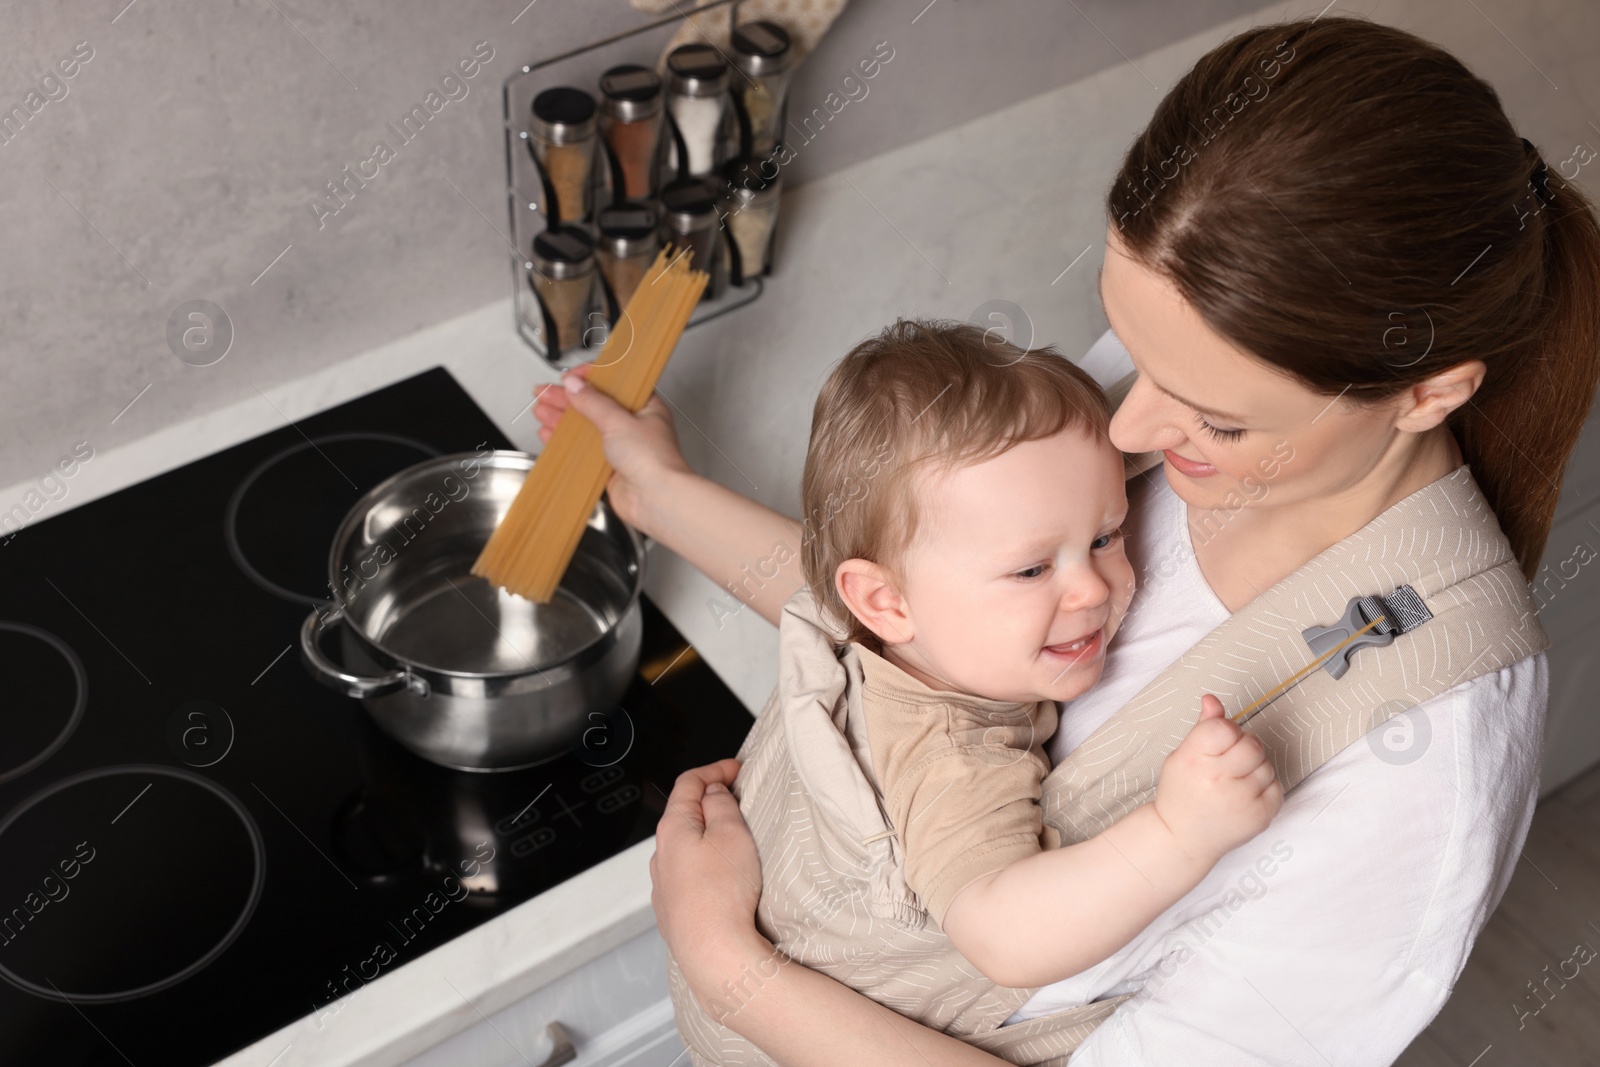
[719,155,782,285]
[529,88,597,225]
[596,203,661,315]
[660,179,725,302]
[664,45,730,181]
[598,65,663,204]
[728,21,794,157]
[529,226,597,354]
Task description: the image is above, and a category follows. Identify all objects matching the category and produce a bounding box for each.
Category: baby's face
[891,428,1135,704]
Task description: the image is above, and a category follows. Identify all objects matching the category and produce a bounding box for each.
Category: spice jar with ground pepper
[529,225,597,354]
[719,154,782,285]
[598,65,664,204]
[660,178,725,302]
[728,21,794,157]
[529,88,597,225]
[596,203,661,314]
[664,44,730,181]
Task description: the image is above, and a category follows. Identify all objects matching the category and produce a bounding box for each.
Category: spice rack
[502,0,769,368]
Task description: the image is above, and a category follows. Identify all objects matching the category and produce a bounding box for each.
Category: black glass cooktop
[0,367,754,1065]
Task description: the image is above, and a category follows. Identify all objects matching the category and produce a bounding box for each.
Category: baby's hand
[1153,695,1283,864]
[532,365,691,531]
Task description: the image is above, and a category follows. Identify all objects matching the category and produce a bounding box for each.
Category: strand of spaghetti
[629,288,694,389]
[1228,613,1387,724]
[540,443,615,591]
[600,250,669,372]
[597,258,685,410]
[481,403,594,588]
[502,419,592,584]
[592,252,674,396]
[546,461,610,589]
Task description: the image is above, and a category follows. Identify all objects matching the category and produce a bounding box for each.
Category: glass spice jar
[664,44,730,181]
[598,65,664,204]
[719,154,782,285]
[529,88,597,225]
[596,202,661,314]
[660,179,724,302]
[728,21,794,157]
[529,225,597,353]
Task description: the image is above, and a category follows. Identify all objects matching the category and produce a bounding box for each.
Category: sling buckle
[1301,585,1432,680]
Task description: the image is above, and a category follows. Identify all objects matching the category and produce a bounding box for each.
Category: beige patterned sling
[666,452,1548,1067]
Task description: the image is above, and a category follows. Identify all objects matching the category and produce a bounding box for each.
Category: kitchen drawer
[401,927,687,1067]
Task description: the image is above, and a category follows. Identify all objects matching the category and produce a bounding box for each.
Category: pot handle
[300,606,429,699]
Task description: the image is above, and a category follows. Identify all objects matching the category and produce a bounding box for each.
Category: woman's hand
[649,765,1009,1066]
[531,364,692,534]
[649,759,768,1007]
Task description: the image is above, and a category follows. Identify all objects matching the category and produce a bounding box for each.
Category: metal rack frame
[502,0,765,366]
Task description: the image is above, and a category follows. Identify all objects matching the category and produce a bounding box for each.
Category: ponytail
[1450,171,1600,578]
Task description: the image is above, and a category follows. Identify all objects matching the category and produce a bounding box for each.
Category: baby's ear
[835,559,915,646]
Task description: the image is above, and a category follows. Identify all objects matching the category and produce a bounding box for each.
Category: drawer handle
[536,1021,577,1067]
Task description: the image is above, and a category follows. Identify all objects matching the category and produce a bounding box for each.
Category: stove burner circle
[0,623,87,785]
[225,432,440,606]
[0,764,265,1003]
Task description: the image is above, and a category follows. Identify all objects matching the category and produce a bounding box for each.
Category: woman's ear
[1395,360,1487,431]
[835,558,915,646]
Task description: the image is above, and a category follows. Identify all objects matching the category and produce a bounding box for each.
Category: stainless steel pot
[299,450,645,772]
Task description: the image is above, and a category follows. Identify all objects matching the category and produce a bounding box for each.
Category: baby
[667,319,1282,1064]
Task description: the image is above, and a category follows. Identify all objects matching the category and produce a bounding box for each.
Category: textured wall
[0,0,1269,489]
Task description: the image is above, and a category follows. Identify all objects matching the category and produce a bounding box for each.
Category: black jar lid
[730,21,793,77]
[666,44,730,98]
[598,64,663,123]
[660,178,720,232]
[597,203,662,257]
[531,225,596,279]
[530,87,597,144]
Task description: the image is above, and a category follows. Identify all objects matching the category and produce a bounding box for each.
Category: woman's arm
[534,368,804,626]
[652,762,1012,1067]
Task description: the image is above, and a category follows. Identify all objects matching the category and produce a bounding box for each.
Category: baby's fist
[1154,695,1284,864]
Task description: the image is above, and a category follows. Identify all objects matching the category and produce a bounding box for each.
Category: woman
[535,15,1600,1065]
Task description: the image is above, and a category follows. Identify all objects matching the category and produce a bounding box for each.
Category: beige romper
[666,589,1114,1066]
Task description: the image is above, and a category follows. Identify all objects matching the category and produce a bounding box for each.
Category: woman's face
[1099,225,1404,519]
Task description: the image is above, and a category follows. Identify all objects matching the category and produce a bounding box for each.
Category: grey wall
[0,0,1267,490]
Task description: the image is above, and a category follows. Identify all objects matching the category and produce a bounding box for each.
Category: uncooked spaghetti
[472,247,709,602]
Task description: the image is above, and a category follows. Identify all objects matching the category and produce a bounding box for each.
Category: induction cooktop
[0,367,754,1065]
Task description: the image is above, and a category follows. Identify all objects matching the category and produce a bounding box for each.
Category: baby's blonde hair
[801,319,1114,645]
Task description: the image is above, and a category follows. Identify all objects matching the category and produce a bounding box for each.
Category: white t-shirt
[1006,330,1549,1066]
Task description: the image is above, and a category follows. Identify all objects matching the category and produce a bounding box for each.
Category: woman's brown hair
[1109,14,1600,580]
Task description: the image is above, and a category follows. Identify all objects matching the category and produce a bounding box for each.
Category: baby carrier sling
[667,438,1549,1066]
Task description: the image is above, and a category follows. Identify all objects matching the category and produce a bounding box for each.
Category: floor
[1396,763,1600,1066]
